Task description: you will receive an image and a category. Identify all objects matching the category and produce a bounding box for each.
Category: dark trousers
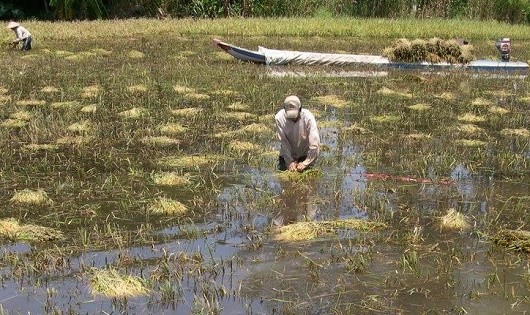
[278,156,307,171]
[21,36,32,51]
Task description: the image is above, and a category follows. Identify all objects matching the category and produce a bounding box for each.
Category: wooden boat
[213,38,529,73]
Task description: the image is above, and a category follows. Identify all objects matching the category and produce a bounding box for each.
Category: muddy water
[1,36,529,314]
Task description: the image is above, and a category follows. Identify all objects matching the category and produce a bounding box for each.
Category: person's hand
[288,161,298,171]
[296,163,306,172]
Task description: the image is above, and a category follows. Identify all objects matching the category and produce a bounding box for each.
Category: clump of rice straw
[127,84,148,93]
[493,229,530,252]
[173,85,196,94]
[141,136,179,147]
[128,50,145,58]
[408,103,431,111]
[16,100,46,106]
[227,102,250,111]
[170,107,202,117]
[148,197,188,215]
[0,218,63,242]
[1,119,27,128]
[51,101,81,109]
[471,97,493,106]
[0,95,11,104]
[436,92,456,100]
[342,124,371,134]
[376,87,413,99]
[10,189,53,205]
[457,113,486,123]
[439,209,470,230]
[81,85,100,98]
[81,104,97,113]
[370,115,401,123]
[159,123,187,135]
[10,111,32,121]
[274,219,386,241]
[489,106,509,114]
[0,87,8,94]
[118,107,147,119]
[41,86,59,93]
[56,136,91,146]
[454,139,487,147]
[67,120,92,133]
[458,124,484,135]
[500,128,530,138]
[152,172,190,186]
[223,112,254,120]
[184,93,210,101]
[91,269,149,298]
[312,95,350,108]
[22,144,59,152]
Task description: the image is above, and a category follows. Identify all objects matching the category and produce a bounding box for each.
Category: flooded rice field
[0,34,529,314]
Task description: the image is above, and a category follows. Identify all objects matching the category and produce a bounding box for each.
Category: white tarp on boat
[258,46,390,66]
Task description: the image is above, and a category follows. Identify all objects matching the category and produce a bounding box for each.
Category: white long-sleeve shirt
[14,26,31,40]
[275,108,320,167]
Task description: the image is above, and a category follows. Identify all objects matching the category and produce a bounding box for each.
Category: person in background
[275,95,320,172]
[6,21,32,51]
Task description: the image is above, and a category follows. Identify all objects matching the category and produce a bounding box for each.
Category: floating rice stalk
[41,86,59,93]
[152,172,191,186]
[370,115,401,124]
[10,111,32,121]
[227,102,250,111]
[408,103,431,111]
[454,139,487,147]
[0,119,27,128]
[376,87,412,99]
[500,128,530,138]
[275,168,323,182]
[148,197,188,215]
[10,189,53,205]
[67,120,92,133]
[91,269,149,298]
[81,104,97,113]
[228,140,261,152]
[458,124,485,135]
[457,113,486,123]
[127,84,148,93]
[489,106,509,114]
[159,122,187,135]
[493,229,530,252]
[22,143,59,152]
[81,85,100,98]
[439,209,470,230]
[312,95,351,109]
[173,85,196,94]
[140,136,180,147]
[170,107,202,117]
[157,154,224,168]
[0,218,63,242]
[471,97,493,106]
[274,218,386,241]
[118,107,147,119]
[16,100,46,107]
[128,50,145,58]
[0,87,8,94]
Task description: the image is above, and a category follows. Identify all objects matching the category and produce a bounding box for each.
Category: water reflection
[273,177,318,226]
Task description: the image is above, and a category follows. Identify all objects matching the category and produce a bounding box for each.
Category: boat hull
[213,39,529,73]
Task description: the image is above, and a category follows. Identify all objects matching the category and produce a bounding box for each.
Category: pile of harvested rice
[0,218,63,242]
[275,219,386,241]
[383,38,475,64]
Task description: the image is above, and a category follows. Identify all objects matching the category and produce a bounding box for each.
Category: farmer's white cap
[284,95,301,119]
[7,21,20,29]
